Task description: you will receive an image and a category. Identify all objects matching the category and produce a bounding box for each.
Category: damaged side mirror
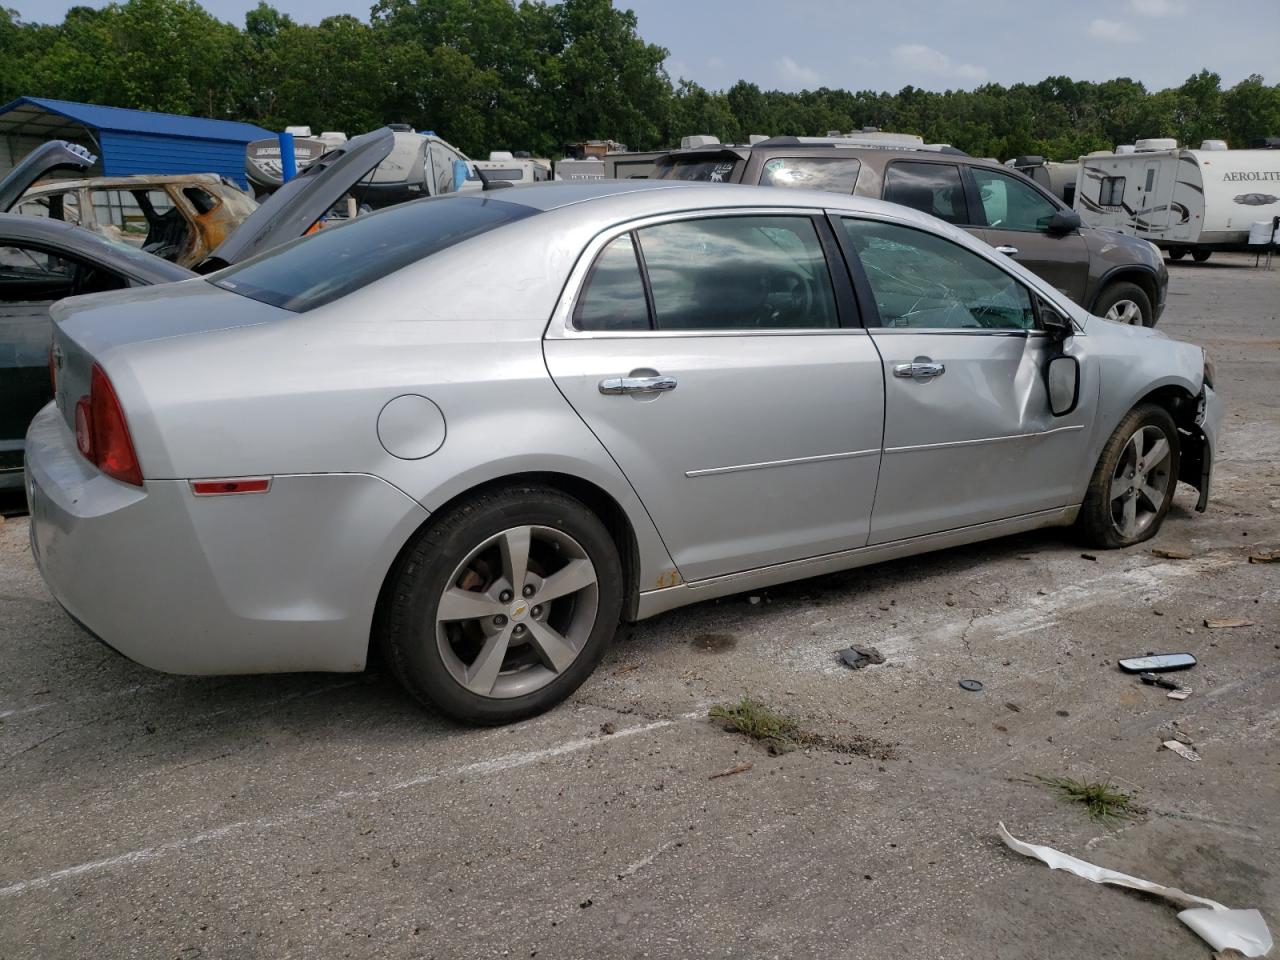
[1046,355,1079,417]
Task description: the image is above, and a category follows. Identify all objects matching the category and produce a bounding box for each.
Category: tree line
[2,0,1277,161]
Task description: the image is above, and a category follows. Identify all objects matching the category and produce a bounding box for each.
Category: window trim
[830,212,1051,336]
[881,158,973,227]
[552,207,864,339]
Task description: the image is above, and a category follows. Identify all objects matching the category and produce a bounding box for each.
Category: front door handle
[893,359,946,380]
[995,245,1019,256]
[599,375,678,396]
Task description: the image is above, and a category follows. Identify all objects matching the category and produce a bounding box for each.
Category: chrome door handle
[599,375,678,395]
[893,360,946,380]
[995,245,1019,256]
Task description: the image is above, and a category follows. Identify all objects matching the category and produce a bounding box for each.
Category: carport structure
[0,96,272,188]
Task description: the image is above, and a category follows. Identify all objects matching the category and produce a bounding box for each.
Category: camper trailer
[1074,139,1280,261]
[245,127,347,197]
[471,151,551,185]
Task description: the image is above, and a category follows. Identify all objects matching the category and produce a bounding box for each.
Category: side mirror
[1047,209,1082,235]
[1046,355,1079,417]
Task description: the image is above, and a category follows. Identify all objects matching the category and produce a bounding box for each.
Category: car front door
[834,215,1096,544]
[968,166,1091,305]
[544,211,885,582]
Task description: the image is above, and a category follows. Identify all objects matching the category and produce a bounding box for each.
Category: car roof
[0,212,195,283]
[24,173,232,193]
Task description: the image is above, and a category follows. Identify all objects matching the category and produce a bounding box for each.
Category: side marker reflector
[191,478,271,496]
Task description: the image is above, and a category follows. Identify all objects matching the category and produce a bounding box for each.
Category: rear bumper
[25,403,428,675]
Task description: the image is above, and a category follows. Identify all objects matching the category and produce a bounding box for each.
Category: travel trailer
[1074,139,1280,261]
[245,126,347,197]
[471,151,551,185]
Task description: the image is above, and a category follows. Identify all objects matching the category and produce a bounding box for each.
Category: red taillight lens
[74,364,143,486]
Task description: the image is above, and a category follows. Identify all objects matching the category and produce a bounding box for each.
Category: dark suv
[654,137,1167,326]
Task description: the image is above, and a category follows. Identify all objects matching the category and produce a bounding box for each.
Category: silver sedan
[25,181,1223,724]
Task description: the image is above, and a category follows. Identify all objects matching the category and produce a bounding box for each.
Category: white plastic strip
[999,823,1273,957]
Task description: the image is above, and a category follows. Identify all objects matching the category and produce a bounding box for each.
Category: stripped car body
[25,181,1222,723]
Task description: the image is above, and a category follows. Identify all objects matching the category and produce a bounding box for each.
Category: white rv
[1074,139,1280,261]
[472,151,551,186]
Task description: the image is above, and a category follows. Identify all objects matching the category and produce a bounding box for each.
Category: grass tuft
[1035,775,1144,823]
[709,698,800,748]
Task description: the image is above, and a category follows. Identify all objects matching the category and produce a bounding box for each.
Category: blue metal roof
[0,97,272,142]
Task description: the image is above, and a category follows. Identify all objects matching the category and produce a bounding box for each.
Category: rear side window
[759,157,862,193]
[654,156,741,183]
[211,195,536,312]
[637,216,838,330]
[882,162,968,224]
[573,234,650,332]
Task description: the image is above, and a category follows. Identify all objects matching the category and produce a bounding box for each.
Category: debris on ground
[1205,618,1255,629]
[1034,775,1143,823]
[1080,553,1098,561]
[1152,548,1193,560]
[708,761,753,780]
[1247,550,1279,564]
[1005,701,1022,712]
[958,679,984,692]
[600,722,616,735]
[1163,740,1202,762]
[999,824,1273,957]
[1140,672,1181,690]
[837,645,885,670]
[708,697,897,760]
[614,664,639,676]
[1168,690,1192,701]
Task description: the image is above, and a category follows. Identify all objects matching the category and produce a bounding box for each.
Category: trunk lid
[197,126,395,271]
[0,140,96,213]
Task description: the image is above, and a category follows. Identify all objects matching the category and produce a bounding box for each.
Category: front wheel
[1095,281,1153,327]
[379,485,623,724]
[1168,248,1187,261]
[1192,248,1212,263]
[1077,404,1181,549]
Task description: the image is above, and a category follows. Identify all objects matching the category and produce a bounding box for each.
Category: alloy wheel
[1105,299,1143,325]
[1109,425,1173,539]
[435,525,599,699]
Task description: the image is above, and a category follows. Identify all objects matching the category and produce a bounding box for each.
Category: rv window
[1144,168,1155,192]
[1100,177,1126,206]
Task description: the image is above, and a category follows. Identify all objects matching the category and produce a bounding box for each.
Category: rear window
[210,195,536,312]
[654,155,742,183]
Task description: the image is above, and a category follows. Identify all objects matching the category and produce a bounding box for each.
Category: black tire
[1077,404,1181,549]
[1093,280,1153,326]
[1192,248,1212,263]
[1167,248,1187,261]
[379,485,623,725]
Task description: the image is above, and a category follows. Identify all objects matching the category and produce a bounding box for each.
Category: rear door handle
[599,375,678,395]
[893,359,946,380]
[995,245,1019,256]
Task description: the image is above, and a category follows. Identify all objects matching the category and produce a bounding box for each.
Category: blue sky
[11,0,1279,93]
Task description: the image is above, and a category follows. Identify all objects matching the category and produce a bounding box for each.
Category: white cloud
[1129,0,1187,16]
[890,44,987,83]
[1088,18,1140,43]
[777,56,821,88]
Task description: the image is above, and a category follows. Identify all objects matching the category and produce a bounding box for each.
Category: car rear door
[833,214,1095,544]
[967,166,1091,305]
[544,209,884,582]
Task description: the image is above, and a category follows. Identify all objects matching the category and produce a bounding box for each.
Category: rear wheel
[1192,248,1212,263]
[1095,281,1153,327]
[1168,248,1187,261]
[380,485,623,724]
[1077,404,1180,549]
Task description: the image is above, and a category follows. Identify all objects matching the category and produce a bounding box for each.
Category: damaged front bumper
[1181,384,1224,512]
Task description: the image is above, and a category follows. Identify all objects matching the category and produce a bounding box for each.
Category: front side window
[637,216,838,330]
[882,162,968,224]
[573,234,650,332]
[971,168,1058,232]
[759,157,862,194]
[841,218,1035,330]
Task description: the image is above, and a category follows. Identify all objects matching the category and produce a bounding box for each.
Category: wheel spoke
[1145,436,1170,471]
[1131,429,1146,463]
[466,624,515,695]
[1110,472,1131,502]
[1139,481,1165,511]
[525,619,577,674]
[499,526,532,594]
[1121,492,1138,537]
[537,558,596,602]
[438,587,503,622]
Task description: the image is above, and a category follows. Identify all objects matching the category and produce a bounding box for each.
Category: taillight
[74,364,143,486]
